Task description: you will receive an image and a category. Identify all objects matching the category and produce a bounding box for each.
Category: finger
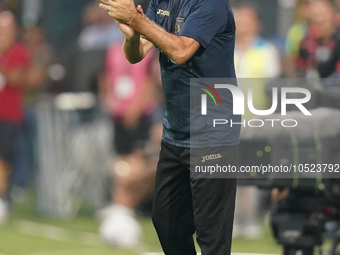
[97,0,114,5]
[99,3,111,11]
[108,12,117,19]
[136,5,144,15]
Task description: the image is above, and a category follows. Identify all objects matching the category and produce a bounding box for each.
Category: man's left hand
[98,0,138,25]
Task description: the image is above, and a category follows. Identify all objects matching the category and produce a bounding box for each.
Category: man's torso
[146,0,240,148]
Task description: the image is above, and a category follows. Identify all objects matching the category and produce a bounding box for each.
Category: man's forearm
[129,14,192,64]
[123,35,144,64]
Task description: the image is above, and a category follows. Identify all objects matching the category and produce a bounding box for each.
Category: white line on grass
[234,254,279,255]
[141,253,280,255]
[25,247,100,255]
[24,251,280,255]
[26,247,105,255]
[14,220,102,246]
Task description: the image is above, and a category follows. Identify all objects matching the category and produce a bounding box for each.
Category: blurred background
[0,0,340,254]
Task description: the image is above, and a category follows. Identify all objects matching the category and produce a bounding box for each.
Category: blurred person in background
[41,0,92,51]
[9,22,54,201]
[40,0,93,92]
[0,11,31,224]
[98,40,160,247]
[297,0,340,78]
[74,1,151,94]
[78,2,122,53]
[285,0,310,74]
[24,22,53,101]
[234,2,281,80]
[74,2,123,93]
[233,2,281,239]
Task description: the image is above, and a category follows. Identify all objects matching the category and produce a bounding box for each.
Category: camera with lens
[238,106,340,255]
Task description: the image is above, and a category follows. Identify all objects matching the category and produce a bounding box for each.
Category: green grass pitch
[0,193,283,255]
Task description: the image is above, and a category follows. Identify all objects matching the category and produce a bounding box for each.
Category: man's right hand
[115,5,144,40]
[117,5,154,64]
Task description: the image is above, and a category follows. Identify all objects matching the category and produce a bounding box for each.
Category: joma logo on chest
[157,9,170,16]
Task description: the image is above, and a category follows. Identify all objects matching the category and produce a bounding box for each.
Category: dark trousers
[152,141,238,255]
